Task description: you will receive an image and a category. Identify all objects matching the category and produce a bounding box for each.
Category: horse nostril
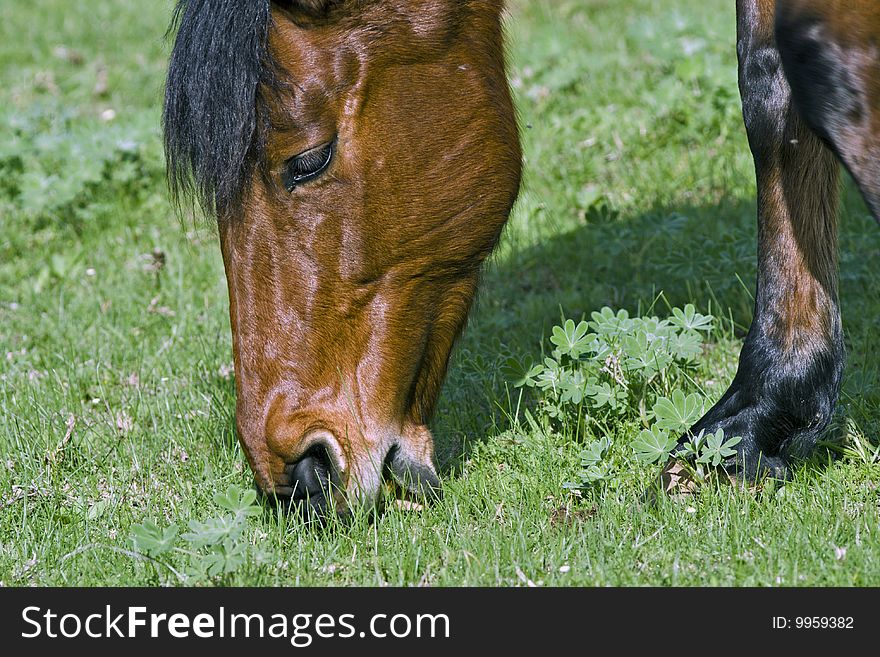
[287,444,338,515]
[383,445,442,502]
[290,455,330,499]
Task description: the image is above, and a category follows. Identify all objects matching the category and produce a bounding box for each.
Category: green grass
[2,0,879,586]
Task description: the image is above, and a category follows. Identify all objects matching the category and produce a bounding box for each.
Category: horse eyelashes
[282,141,334,192]
[290,144,332,176]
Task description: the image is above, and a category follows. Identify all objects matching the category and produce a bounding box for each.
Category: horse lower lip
[383,478,429,511]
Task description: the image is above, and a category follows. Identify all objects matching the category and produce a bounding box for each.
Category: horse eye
[282,141,334,191]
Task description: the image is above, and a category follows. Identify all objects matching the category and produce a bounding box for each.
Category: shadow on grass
[434,182,880,473]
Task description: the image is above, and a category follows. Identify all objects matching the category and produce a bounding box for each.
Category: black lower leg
[685,1,844,480]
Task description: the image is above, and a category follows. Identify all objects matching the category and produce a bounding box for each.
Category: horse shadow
[433,179,880,473]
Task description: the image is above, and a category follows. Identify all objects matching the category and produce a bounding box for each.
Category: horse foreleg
[685,0,844,480]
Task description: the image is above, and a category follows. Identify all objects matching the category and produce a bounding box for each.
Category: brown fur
[220,0,521,507]
[777,0,880,216]
[761,125,839,355]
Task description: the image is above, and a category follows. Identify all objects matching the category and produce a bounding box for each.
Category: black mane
[163,0,277,218]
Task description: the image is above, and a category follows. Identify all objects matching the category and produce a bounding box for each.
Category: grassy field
[2,0,879,586]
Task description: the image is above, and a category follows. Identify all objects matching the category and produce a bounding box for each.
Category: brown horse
[163,0,879,516]
[164,0,520,516]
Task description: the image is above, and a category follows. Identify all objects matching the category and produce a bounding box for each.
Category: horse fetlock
[685,337,842,481]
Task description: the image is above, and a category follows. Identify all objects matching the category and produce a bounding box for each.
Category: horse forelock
[163,0,279,220]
